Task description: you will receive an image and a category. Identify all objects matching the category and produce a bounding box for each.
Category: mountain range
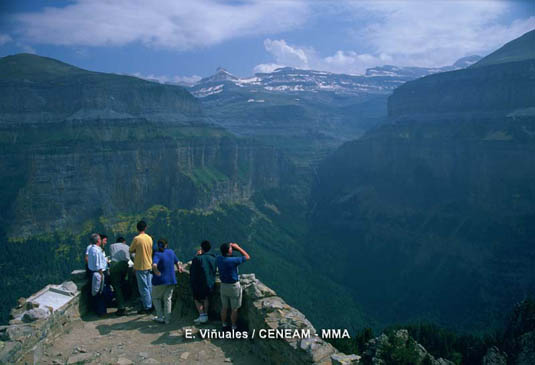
[185,56,481,167]
[0,29,533,346]
[190,55,482,97]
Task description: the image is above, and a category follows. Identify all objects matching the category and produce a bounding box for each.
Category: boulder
[61,281,79,295]
[117,358,134,365]
[483,346,507,365]
[362,330,455,365]
[22,307,51,322]
[4,325,34,341]
[298,337,336,363]
[66,352,94,364]
[331,353,361,365]
[517,331,535,365]
[0,341,22,364]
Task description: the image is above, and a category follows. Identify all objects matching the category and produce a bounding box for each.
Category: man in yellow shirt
[129,220,154,314]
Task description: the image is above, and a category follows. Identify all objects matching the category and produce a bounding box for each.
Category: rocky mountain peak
[200,67,238,83]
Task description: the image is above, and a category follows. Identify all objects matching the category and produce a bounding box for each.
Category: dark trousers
[89,270,111,315]
[110,261,129,310]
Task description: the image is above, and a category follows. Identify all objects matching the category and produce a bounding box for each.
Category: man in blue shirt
[152,238,181,324]
[216,242,250,331]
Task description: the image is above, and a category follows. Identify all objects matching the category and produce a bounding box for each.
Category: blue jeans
[136,270,153,310]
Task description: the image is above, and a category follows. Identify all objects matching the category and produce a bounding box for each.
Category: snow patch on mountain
[192,84,224,98]
[189,56,482,97]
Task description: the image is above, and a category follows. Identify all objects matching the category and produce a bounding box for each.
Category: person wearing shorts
[216,242,250,331]
[190,240,217,324]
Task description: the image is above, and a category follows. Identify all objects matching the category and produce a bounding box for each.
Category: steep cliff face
[388,59,535,119]
[388,30,535,119]
[0,53,201,124]
[307,31,535,330]
[0,54,291,237]
[5,135,287,236]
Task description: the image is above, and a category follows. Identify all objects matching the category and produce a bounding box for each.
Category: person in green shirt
[190,240,217,324]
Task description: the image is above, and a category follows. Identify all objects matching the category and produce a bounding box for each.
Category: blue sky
[0,0,533,83]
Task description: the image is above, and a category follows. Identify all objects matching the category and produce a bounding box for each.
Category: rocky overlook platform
[0,263,460,365]
[0,264,365,365]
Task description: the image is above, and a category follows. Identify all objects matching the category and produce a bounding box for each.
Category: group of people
[84,220,251,330]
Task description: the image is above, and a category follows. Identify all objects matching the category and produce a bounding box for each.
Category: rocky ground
[18,308,265,365]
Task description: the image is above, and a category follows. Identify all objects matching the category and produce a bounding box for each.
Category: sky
[0,0,533,83]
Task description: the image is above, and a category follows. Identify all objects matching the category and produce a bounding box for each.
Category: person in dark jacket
[190,240,217,324]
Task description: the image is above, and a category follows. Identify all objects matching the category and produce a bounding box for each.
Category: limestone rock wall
[174,265,350,365]
[0,272,86,364]
[2,134,290,237]
[1,268,356,365]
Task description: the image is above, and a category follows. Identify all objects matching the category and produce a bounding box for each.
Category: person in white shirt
[85,234,108,276]
[87,233,108,316]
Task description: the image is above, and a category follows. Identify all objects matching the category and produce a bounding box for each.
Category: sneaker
[193,315,203,324]
[153,316,165,323]
[115,309,126,316]
[199,314,208,324]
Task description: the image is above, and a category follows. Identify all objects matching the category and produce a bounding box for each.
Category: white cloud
[255,2,534,74]
[255,40,390,75]
[14,0,309,50]
[0,33,12,45]
[347,1,535,67]
[253,63,285,74]
[264,39,310,68]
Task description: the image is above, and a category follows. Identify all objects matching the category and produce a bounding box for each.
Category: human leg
[110,261,127,311]
[136,270,153,311]
[228,283,242,329]
[194,299,204,315]
[163,285,174,323]
[220,283,237,328]
[193,287,210,324]
[152,285,165,321]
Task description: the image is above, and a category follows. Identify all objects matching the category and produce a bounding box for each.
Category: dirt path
[25,308,266,365]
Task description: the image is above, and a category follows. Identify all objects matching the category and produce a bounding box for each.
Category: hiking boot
[194,314,208,324]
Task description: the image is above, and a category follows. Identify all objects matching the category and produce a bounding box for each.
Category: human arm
[129,239,136,253]
[96,249,107,276]
[152,254,161,276]
[174,253,182,273]
[230,243,250,260]
[152,263,161,276]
